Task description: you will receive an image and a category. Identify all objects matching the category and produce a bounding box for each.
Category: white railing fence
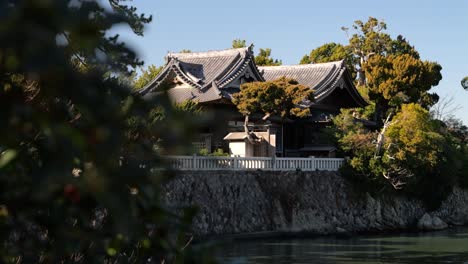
[166,155,344,171]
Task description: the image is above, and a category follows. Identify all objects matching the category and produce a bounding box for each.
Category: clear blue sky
[115,0,468,124]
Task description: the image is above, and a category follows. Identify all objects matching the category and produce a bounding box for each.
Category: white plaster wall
[246,142,254,157]
[229,142,246,157]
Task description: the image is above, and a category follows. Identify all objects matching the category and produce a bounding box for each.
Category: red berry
[64,184,80,203]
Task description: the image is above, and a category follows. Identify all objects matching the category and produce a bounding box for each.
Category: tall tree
[134,64,163,90]
[302,18,428,89]
[302,17,442,122]
[255,48,282,66]
[343,18,435,96]
[329,18,453,200]
[342,17,392,86]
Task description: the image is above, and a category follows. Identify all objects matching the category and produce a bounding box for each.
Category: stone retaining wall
[162,171,468,236]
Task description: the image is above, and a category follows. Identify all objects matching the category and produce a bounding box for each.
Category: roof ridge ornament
[338,59,345,68]
[258,60,344,70]
[248,43,255,54]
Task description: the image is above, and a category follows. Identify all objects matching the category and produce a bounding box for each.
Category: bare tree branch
[431,95,463,121]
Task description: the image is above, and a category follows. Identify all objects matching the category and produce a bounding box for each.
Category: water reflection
[214,227,468,264]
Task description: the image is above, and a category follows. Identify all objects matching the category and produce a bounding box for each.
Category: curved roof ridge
[217,53,258,87]
[167,47,249,59]
[210,52,246,89]
[188,45,264,89]
[138,60,177,96]
[218,51,265,87]
[258,60,344,70]
[259,60,345,92]
[313,66,367,107]
[171,60,203,89]
[138,58,205,96]
[314,67,345,99]
[312,62,344,93]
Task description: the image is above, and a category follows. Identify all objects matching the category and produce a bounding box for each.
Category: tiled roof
[139,46,264,103]
[259,61,367,107]
[168,49,244,88]
[139,47,366,107]
[259,61,343,95]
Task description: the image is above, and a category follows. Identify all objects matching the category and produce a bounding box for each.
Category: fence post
[271,155,276,171]
[310,156,316,171]
[193,154,198,170]
[233,156,238,170]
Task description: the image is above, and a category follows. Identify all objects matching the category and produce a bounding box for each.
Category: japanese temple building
[139,46,368,158]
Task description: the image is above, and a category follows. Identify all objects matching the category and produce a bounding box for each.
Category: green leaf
[106,247,117,256]
[0,149,17,168]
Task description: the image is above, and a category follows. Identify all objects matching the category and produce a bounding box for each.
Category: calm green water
[213,227,468,264]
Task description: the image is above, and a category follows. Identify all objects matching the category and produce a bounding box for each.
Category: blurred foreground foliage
[0,0,213,263]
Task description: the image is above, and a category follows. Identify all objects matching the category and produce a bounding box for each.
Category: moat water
[213,227,468,263]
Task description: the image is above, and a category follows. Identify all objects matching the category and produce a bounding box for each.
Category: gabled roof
[139,46,264,103]
[259,61,367,107]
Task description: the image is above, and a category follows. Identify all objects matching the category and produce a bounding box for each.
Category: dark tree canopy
[109,0,152,36]
[390,35,420,58]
